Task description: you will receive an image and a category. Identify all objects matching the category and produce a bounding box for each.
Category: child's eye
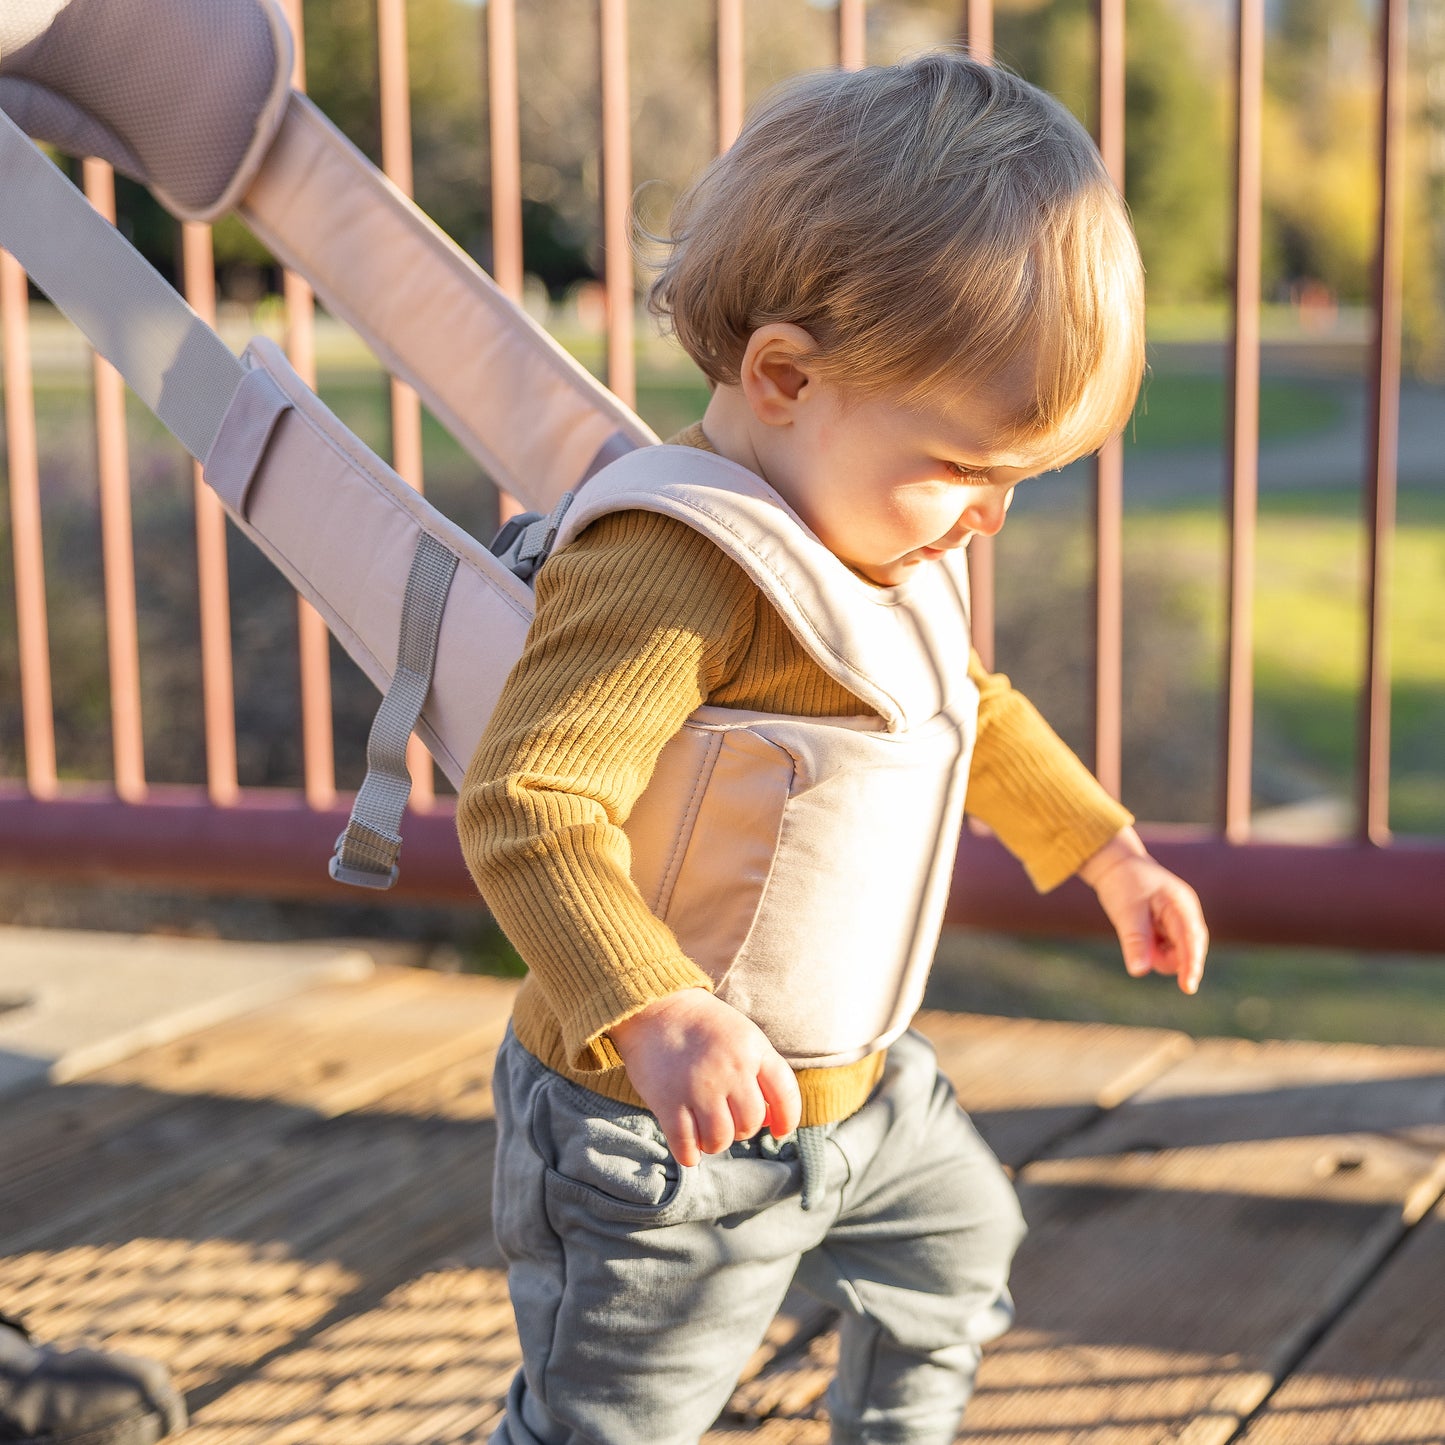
[944,461,989,483]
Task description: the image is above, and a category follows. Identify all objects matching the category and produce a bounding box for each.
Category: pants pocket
[530,1068,693,1225]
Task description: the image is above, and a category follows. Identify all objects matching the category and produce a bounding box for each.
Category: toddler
[460,51,1208,1445]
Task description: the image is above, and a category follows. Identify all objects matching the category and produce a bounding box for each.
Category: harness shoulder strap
[550,446,975,732]
[0,112,476,890]
[0,105,243,460]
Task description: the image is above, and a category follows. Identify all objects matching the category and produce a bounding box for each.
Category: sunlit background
[2,0,1441,1044]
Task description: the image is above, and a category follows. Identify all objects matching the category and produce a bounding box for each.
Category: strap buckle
[329,829,400,890]
[489,490,575,581]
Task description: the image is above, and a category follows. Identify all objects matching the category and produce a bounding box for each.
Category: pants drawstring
[729,1123,833,1210]
[796,1124,830,1211]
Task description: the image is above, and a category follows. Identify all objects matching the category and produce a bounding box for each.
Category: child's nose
[960,488,1014,538]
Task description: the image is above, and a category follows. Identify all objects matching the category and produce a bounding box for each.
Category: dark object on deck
[0,1314,186,1444]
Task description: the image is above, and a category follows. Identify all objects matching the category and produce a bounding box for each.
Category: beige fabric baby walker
[0,0,980,1069]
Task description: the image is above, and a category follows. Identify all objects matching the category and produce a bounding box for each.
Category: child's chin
[857,558,921,587]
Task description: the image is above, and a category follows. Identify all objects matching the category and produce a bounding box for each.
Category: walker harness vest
[556,447,979,1070]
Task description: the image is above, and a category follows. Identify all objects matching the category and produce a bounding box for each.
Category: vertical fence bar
[716,0,745,153]
[485,0,524,527]
[378,0,423,499]
[1359,0,1406,845]
[962,0,994,668]
[838,0,866,70]
[278,0,336,809]
[961,0,993,62]
[1222,0,1263,842]
[377,0,435,808]
[488,0,525,304]
[1092,0,1125,799]
[599,0,635,409]
[1,249,58,798]
[180,221,239,804]
[82,159,146,803]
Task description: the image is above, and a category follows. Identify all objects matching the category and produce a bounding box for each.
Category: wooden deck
[4,964,1444,1444]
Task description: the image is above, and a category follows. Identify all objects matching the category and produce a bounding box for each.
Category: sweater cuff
[968,735,1135,893]
[558,954,716,1072]
[1018,803,1134,893]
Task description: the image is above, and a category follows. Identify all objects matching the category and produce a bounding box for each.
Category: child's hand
[608,988,803,1166]
[1078,827,1209,994]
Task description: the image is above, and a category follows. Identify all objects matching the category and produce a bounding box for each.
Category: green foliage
[302,0,491,257]
[993,0,1230,304]
[1119,490,1445,838]
[927,928,1445,1050]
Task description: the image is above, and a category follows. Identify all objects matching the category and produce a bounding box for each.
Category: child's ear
[738,324,818,425]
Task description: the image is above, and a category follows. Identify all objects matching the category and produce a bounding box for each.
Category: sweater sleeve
[456,510,758,1072]
[964,652,1134,892]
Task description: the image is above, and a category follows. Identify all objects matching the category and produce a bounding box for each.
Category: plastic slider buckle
[328,833,400,890]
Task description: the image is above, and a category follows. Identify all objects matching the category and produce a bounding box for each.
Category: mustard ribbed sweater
[457,425,1131,1125]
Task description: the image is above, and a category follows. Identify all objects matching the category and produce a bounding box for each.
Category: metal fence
[1,0,1440,951]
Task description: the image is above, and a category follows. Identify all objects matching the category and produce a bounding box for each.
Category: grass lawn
[1123,487,1445,836]
[632,357,1348,452]
[926,928,1445,1050]
[1128,372,1342,449]
[519,328,1349,449]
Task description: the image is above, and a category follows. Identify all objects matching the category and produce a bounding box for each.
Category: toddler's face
[766,380,1039,589]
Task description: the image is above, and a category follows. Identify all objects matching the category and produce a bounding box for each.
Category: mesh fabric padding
[0,0,290,220]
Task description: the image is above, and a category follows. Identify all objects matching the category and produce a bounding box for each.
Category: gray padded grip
[0,0,293,221]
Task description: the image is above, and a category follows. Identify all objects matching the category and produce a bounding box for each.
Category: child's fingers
[692,1096,741,1156]
[659,1106,702,1168]
[728,1082,769,1143]
[1156,888,1209,994]
[757,1048,802,1139]
[1110,903,1155,978]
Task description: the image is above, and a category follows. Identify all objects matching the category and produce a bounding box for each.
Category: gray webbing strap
[795,1124,832,1212]
[330,532,460,890]
[0,106,243,461]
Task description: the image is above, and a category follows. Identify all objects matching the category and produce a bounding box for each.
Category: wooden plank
[1236,1192,1445,1444]
[712,1035,1445,1442]
[0,970,443,1227]
[735,1290,836,1391]
[0,1078,506,1401]
[98,968,518,1112]
[962,1038,1445,1445]
[916,1010,1193,1169]
[0,970,517,1254]
[178,1254,517,1445]
[0,973,517,1404]
[176,1237,832,1442]
[15,989,1443,1445]
[708,1420,830,1444]
[0,927,371,1097]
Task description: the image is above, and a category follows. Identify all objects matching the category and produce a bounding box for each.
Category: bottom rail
[0,785,1441,952]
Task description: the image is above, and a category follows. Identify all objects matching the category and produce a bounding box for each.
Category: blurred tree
[991,0,1230,305]
[302,0,490,257]
[286,0,844,299]
[1263,0,1438,366]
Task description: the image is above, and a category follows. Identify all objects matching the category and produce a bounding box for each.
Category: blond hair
[648,52,1145,469]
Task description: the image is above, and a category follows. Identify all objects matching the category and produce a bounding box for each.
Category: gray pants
[489,1026,1025,1445]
